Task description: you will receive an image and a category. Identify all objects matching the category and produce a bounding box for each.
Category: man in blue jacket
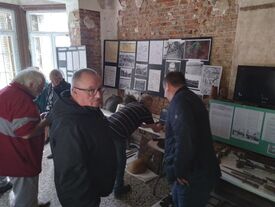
[163,72,221,207]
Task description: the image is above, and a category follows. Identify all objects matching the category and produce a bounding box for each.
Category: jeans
[9,176,39,207]
[112,136,127,192]
[172,175,216,207]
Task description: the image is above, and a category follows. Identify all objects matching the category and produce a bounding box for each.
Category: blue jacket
[164,86,221,183]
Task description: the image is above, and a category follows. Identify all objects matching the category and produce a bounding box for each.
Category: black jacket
[45,79,71,112]
[164,87,221,183]
[48,91,117,207]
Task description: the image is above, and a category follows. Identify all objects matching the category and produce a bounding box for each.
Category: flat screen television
[233,65,275,107]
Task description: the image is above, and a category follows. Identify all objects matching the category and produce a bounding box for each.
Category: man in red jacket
[0,68,46,207]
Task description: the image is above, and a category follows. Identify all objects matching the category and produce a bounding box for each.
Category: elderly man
[43,69,71,158]
[45,69,71,112]
[0,69,46,207]
[47,68,116,207]
[163,72,221,207]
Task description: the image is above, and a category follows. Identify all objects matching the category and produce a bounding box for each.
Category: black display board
[103,37,212,97]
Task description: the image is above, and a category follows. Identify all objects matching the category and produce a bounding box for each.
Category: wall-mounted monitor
[234,65,275,107]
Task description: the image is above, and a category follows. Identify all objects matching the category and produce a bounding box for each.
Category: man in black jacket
[163,72,221,207]
[48,68,116,207]
[44,69,71,158]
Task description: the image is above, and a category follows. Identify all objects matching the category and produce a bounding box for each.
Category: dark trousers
[172,175,216,207]
[112,135,127,192]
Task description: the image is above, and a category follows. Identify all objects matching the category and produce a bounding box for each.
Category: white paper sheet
[200,65,222,95]
[149,40,163,65]
[209,103,234,139]
[104,65,117,87]
[66,52,73,71]
[148,69,161,92]
[72,51,80,70]
[185,60,203,90]
[136,41,149,62]
[58,52,66,61]
[231,107,264,144]
[262,113,275,144]
[79,50,87,69]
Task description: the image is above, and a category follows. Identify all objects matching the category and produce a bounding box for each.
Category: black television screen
[234,65,275,107]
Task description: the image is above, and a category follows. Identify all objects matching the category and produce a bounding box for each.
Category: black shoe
[38,201,51,207]
[47,154,53,159]
[0,182,12,194]
[114,184,131,198]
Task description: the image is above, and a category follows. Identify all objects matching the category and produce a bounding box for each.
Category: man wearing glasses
[47,68,116,207]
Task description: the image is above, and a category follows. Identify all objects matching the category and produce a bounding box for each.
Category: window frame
[26,9,69,77]
[0,7,21,87]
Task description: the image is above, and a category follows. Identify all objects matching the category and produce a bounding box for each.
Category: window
[0,8,20,89]
[27,11,70,81]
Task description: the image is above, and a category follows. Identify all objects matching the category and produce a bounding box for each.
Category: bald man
[47,68,116,207]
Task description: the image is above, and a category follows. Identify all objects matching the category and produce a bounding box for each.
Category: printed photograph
[120,68,132,79]
[119,52,136,68]
[135,63,148,77]
[184,39,211,61]
[119,78,131,89]
[163,40,185,59]
[165,60,181,76]
[134,78,147,91]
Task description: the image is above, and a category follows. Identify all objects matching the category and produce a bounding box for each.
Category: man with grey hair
[47,68,116,207]
[0,68,47,207]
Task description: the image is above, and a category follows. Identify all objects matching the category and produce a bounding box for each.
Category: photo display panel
[103,37,214,97]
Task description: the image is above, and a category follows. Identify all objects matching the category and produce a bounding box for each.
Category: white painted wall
[229,0,275,97]
[0,0,19,4]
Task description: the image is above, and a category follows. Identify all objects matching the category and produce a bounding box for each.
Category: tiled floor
[0,144,170,207]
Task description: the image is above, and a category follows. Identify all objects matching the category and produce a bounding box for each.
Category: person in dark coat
[47,68,116,207]
[43,69,71,158]
[163,72,221,207]
[45,69,71,112]
[108,94,162,198]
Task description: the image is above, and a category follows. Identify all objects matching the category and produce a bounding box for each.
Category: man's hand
[177,177,189,186]
[21,119,49,139]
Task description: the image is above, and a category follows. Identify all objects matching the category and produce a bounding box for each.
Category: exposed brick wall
[69,10,81,46]
[69,9,101,74]
[117,0,239,113]
[79,9,101,74]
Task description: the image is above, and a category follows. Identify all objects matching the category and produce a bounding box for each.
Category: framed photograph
[135,63,148,77]
[119,41,136,53]
[165,60,181,76]
[134,78,147,91]
[163,39,185,59]
[120,67,132,79]
[119,78,131,89]
[118,52,136,68]
[104,41,118,63]
[184,38,212,61]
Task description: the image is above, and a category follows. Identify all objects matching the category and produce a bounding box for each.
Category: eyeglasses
[74,86,104,95]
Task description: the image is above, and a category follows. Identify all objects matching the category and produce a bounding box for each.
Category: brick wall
[80,9,101,74]
[117,0,239,113]
[69,9,101,74]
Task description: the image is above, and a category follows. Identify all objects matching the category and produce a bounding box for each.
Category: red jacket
[0,83,44,177]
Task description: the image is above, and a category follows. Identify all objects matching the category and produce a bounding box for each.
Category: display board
[56,46,87,83]
[209,99,275,158]
[103,37,213,96]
